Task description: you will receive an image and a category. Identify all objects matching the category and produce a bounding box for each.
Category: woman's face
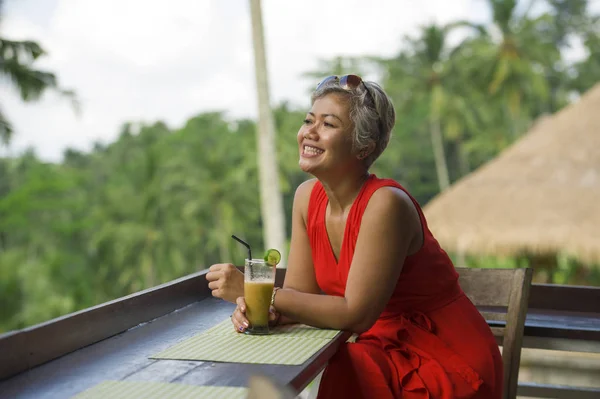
[297,93,357,175]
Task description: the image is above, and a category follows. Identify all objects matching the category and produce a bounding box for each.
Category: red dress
[308,175,503,399]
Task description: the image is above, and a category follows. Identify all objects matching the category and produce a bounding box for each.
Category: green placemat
[72,381,247,399]
[201,319,340,339]
[151,319,340,365]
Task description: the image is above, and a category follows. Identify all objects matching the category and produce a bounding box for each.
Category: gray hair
[311,78,395,168]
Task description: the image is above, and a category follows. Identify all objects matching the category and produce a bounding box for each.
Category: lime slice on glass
[264,249,281,266]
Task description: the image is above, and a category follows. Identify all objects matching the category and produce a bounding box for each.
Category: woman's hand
[268,305,281,327]
[231,297,281,333]
[206,263,244,303]
[231,297,250,333]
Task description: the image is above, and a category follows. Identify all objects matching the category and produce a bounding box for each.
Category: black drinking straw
[231,235,252,260]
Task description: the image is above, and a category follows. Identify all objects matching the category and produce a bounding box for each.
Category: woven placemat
[151,319,340,365]
[72,380,247,399]
[201,319,339,339]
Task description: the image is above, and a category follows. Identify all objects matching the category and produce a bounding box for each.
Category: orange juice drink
[244,279,274,331]
[244,258,276,335]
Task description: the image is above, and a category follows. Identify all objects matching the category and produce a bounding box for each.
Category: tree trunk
[249,0,287,266]
[455,248,466,267]
[430,116,450,191]
[217,204,231,263]
[457,140,470,177]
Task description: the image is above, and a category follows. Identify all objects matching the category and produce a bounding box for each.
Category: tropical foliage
[1,0,599,332]
[0,6,76,144]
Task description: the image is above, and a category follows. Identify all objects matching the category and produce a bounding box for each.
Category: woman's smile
[302,144,324,157]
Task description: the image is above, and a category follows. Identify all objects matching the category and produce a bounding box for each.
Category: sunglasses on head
[315,74,376,103]
[315,75,380,121]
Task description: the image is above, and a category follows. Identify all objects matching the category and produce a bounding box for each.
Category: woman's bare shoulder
[294,178,318,202]
[293,178,319,220]
[366,186,422,251]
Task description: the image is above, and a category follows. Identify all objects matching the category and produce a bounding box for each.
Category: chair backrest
[455,267,533,399]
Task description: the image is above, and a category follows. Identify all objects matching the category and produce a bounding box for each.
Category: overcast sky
[0,0,590,162]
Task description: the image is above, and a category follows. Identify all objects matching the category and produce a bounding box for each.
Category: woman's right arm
[230,179,322,330]
[269,178,321,325]
[282,178,321,294]
[208,179,321,306]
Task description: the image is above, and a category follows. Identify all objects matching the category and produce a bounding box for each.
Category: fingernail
[243,321,249,327]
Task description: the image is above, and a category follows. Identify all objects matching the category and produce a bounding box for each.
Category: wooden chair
[456,267,533,399]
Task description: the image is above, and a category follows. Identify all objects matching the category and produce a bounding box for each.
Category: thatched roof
[423,83,600,264]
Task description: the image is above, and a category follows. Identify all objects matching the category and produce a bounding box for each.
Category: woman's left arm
[273,187,422,333]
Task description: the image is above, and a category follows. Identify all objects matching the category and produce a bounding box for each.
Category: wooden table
[1,269,599,398]
[0,270,350,398]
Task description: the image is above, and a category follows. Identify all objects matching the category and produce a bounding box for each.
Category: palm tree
[382,23,482,191]
[249,0,287,265]
[570,26,600,93]
[470,0,558,135]
[0,0,77,144]
[544,0,590,110]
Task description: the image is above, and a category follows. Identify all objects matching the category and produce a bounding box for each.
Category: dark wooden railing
[0,269,599,398]
[501,283,600,398]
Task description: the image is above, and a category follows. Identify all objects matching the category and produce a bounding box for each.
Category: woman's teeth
[304,146,324,155]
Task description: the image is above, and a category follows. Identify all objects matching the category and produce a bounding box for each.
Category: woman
[206,75,503,398]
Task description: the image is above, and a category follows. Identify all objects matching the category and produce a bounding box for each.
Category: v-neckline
[322,177,370,266]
